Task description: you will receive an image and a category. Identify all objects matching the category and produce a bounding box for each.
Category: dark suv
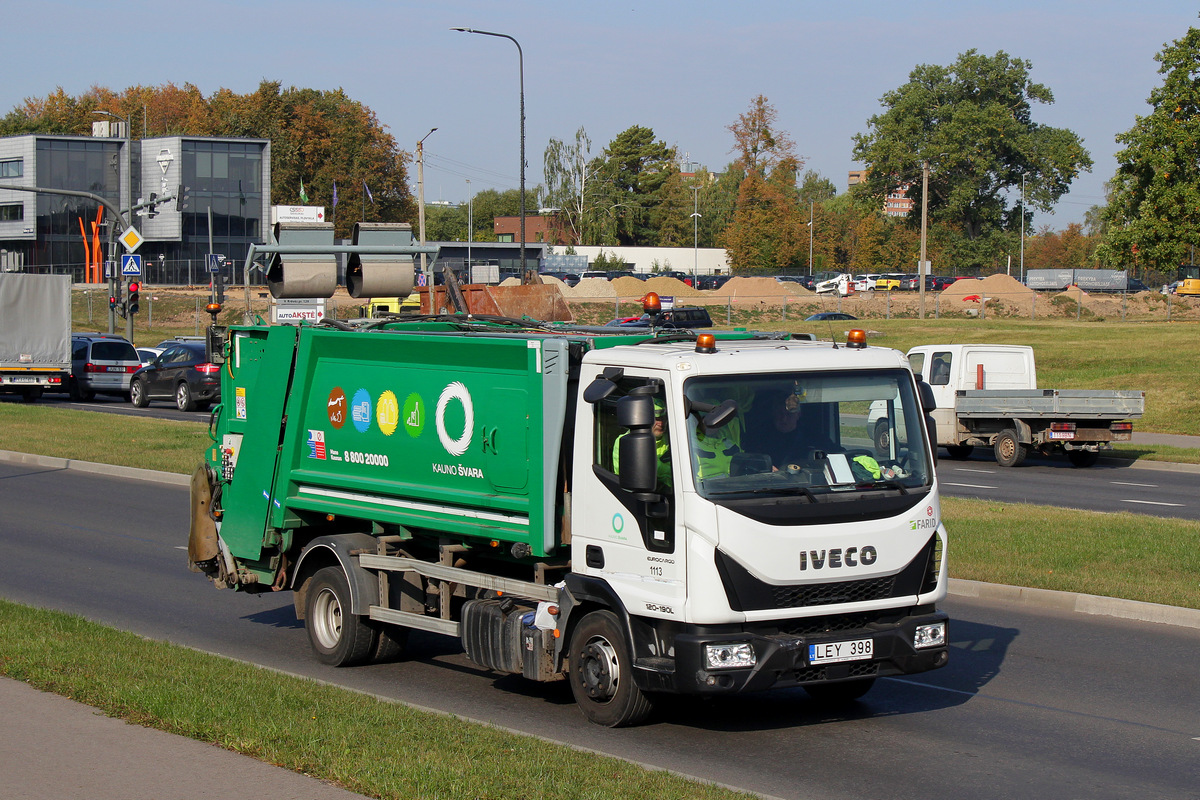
[605,306,714,329]
[68,334,141,401]
[129,341,221,412]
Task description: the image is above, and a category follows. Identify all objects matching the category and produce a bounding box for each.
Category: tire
[993,428,1029,468]
[1067,449,1099,468]
[873,419,891,453]
[803,678,876,705]
[304,566,376,667]
[176,381,196,412]
[944,444,975,460]
[568,610,654,727]
[21,387,43,402]
[130,379,149,408]
[69,378,94,402]
[369,622,409,663]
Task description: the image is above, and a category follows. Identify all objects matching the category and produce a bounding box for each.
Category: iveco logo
[800,546,877,570]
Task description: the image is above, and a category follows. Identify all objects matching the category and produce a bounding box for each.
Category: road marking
[944,482,999,489]
[1120,499,1185,508]
[955,468,997,475]
[1111,480,1159,488]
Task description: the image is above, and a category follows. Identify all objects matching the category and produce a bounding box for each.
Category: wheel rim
[998,437,1014,461]
[132,382,143,405]
[310,587,343,650]
[578,635,621,702]
[176,384,189,408]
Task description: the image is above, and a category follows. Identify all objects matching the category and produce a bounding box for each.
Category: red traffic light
[129,281,140,293]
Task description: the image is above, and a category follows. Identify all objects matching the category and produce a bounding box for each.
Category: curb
[2,450,1197,631]
[0,449,191,487]
[947,579,1200,631]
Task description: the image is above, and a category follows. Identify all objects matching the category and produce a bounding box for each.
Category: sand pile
[570,277,618,298]
[710,276,810,299]
[640,276,702,297]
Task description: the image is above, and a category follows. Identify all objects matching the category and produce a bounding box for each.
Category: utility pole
[919,160,929,320]
[808,200,814,276]
[417,128,437,285]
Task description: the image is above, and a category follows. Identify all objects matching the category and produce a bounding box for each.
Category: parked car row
[541,270,719,289]
[61,333,219,412]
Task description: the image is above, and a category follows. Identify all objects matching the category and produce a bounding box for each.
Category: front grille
[771,575,897,608]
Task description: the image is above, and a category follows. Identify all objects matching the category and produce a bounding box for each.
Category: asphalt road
[937,455,1199,521]
[2,391,209,423]
[2,462,1198,799]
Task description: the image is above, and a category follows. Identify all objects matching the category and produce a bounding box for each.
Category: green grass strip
[0,402,205,474]
[0,599,752,800]
[944,496,1200,609]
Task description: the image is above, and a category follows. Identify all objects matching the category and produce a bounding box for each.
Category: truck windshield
[683,369,932,521]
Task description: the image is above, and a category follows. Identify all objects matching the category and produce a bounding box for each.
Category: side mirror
[917,378,936,413]
[616,395,658,497]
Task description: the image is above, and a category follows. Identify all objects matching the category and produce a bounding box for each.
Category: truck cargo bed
[954,389,1145,420]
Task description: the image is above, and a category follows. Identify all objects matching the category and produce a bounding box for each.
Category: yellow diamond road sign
[119,226,144,253]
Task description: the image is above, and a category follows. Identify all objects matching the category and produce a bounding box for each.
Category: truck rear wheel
[305,566,375,667]
[993,429,1029,467]
[568,610,653,727]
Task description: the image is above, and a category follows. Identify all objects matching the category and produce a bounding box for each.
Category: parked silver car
[68,334,141,401]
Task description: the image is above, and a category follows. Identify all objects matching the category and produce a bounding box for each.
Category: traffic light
[109,294,117,310]
[128,281,140,314]
[176,184,190,212]
[147,192,158,218]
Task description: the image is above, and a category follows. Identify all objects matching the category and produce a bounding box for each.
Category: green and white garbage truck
[190,287,949,726]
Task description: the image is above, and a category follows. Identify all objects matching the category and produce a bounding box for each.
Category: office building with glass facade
[0,132,269,283]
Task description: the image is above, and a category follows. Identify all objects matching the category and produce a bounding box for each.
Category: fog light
[914,622,946,649]
[704,642,756,669]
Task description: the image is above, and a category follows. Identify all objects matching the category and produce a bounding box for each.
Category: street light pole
[452,27,526,279]
[417,127,437,284]
[1020,172,1027,284]
[808,200,814,276]
[690,185,700,282]
[466,178,473,275]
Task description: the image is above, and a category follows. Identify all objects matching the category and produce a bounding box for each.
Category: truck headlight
[705,643,756,669]
[914,622,946,649]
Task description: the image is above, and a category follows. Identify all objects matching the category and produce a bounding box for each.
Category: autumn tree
[722,96,805,272]
[852,50,1092,271]
[1102,24,1200,272]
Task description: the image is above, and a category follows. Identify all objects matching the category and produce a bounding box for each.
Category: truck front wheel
[993,429,1029,467]
[305,566,376,667]
[568,610,653,727]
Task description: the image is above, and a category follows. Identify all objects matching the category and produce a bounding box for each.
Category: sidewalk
[0,678,371,800]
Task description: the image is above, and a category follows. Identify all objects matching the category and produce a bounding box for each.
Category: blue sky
[6,1,1197,228]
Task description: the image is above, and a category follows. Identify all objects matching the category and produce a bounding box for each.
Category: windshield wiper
[864,479,909,494]
[708,486,819,502]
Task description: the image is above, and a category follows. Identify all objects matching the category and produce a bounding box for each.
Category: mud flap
[188,463,221,575]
